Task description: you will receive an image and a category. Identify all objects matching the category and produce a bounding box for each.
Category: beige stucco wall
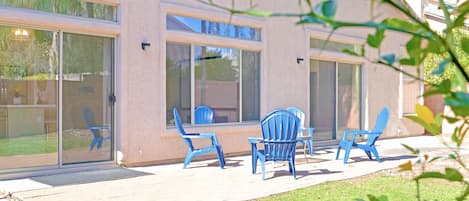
[117,0,424,166]
[0,0,425,168]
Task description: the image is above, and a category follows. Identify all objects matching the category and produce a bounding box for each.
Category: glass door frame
[0,26,117,175]
[58,31,117,167]
[309,58,364,142]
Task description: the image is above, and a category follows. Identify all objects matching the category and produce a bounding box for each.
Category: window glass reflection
[0,1,117,21]
[167,15,261,41]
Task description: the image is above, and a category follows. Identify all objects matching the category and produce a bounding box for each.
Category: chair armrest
[89,125,110,131]
[248,137,263,144]
[183,133,216,139]
[342,130,373,142]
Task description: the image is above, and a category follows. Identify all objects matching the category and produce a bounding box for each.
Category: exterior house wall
[0,0,424,172]
[117,0,424,166]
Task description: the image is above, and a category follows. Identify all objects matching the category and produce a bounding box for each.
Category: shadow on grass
[31,168,150,187]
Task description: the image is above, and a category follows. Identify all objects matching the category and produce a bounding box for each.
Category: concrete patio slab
[2,135,468,201]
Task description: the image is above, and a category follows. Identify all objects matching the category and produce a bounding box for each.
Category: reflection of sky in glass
[167,15,261,41]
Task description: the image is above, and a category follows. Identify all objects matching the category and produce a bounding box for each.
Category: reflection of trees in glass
[0,26,54,79]
[195,49,239,81]
[62,33,107,74]
[0,0,115,20]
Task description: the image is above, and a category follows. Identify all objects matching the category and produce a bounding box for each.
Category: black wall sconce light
[141,42,151,50]
[296,57,304,64]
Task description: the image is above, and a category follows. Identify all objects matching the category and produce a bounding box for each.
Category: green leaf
[449,153,457,159]
[297,15,325,25]
[366,194,388,201]
[398,160,413,172]
[382,18,420,33]
[444,92,469,116]
[429,156,442,163]
[415,171,446,180]
[452,131,461,146]
[380,54,396,65]
[444,116,460,123]
[405,115,440,134]
[452,71,468,93]
[444,168,463,182]
[401,36,423,65]
[244,9,272,17]
[367,27,385,48]
[342,48,360,56]
[461,38,469,54]
[401,144,418,155]
[457,0,469,12]
[321,0,336,19]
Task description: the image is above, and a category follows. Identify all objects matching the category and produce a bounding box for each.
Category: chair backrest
[173,107,194,151]
[368,107,390,145]
[194,105,214,124]
[261,110,300,161]
[286,107,306,129]
[82,107,95,127]
[83,107,99,137]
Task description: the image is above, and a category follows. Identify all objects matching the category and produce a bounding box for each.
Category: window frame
[162,6,265,128]
[166,42,261,126]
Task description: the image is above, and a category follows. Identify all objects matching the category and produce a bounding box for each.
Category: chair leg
[335,146,341,160]
[252,153,258,174]
[261,159,266,180]
[370,147,381,162]
[215,145,225,169]
[89,137,98,151]
[289,159,296,180]
[96,137,104,150]
[308,140,314,156]
[343,145,352,164]
[303,143,308,163]
[364,150,372,160]
[183,152,195,169]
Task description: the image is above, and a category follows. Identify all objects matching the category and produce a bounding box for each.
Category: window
[166,42,260,126]
[310,38,363,53]
[0,1,117,21]
[167,15,261,41]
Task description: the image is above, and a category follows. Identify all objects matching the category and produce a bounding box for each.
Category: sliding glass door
[310,60,361,141]
[0,26,59,170]
[62,33,114,164]
[0,25,114,172]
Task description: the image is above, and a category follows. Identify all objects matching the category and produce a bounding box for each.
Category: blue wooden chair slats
[194,105,214,124]
[173,108,225,169]
[286,107,315,156]
[83,107,111,151]
[250,110,300,180]
[335,107,390,164]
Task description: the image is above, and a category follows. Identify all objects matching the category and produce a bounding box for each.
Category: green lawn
[256,173,464,201]
[0,133,91,156]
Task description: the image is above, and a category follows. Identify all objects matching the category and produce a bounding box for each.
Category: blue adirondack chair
[195,105,214,124]
[249,110,300,180]
[286,107,315,156]
[83,107,111,151]
[173,107,225,169]
[335,107,390,164]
